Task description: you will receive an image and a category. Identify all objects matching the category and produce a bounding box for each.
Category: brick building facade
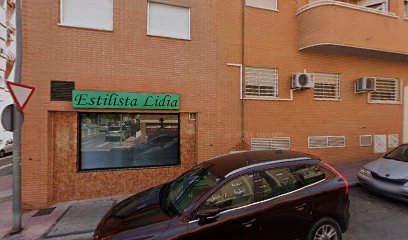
[20,0,408,209]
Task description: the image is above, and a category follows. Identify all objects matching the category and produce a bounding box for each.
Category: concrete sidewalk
[0,159,370,240]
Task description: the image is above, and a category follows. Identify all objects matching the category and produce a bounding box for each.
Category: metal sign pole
[11,0,23,233]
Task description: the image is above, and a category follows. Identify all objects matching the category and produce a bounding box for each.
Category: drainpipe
[241,0,246,145]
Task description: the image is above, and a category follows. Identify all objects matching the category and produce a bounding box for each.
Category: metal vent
[51,81,75,101]
[308,136,345,148]
[251,138,291,150]
[360,135,372,147]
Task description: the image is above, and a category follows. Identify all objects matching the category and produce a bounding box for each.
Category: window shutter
[313,73,340,100]
[369,78,399,102]
[245,67,278,99]
[148,2,190,40]
[246,0,278,10]
[60,0,113,30]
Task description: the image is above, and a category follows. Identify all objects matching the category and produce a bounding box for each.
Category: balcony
[297,1,408,61]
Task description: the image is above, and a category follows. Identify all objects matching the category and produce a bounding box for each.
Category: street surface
[81,133,121,152]
[35,187,408,240]
[344,187,408,240]
[0,155,12,177]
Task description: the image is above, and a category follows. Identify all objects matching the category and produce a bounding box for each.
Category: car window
[384,144,408,162]
[260,167,301,200]
[203,173,255,212]
[292,164,326,185]
[166,165,221,215]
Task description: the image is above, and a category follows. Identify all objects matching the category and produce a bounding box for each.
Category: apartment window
[369,78,400,103]
[359,0,389,12]
[60,0,113,30]
[313,73,340,100]
[308,136,345,149]
[251,138,290,150]
[245,67,278,99]
[246,0,278,11]
[79,113,180,171]
[405,0,408,18]
[148,2,191,40]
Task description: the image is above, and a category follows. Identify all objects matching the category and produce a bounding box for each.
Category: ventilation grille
[369,78,399,102]
[360,135,372,147]
[251,138,291,150]
[308,136,345,148]
[245,67,278,99]
[313,73,340,100]
[51,81,75,101]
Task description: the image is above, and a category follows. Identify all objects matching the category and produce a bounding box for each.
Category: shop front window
[79,113,180,170]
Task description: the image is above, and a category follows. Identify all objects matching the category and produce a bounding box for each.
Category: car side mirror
[197,208,221,225]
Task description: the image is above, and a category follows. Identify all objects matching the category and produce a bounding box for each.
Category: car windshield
[108,127,121,131]
[163,164,221,215]
[384,144,408,162]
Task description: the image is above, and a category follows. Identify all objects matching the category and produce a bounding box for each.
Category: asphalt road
[81,133,121,152]
[0,155,12,176]
[344,186,408,240]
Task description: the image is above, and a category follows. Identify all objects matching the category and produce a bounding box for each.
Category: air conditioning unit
[292,73,314,89]
[355,77,376,93]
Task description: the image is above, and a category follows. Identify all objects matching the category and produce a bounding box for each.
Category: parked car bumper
[357,173,408,203]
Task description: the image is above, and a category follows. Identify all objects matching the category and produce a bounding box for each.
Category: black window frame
[77,112,181,172]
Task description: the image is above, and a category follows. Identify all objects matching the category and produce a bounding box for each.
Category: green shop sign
[72,90,180,110]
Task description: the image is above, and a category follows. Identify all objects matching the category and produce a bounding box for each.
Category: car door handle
[294,203,308,211]
[242,218,256,228]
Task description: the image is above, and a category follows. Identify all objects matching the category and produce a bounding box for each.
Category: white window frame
[246,0,279,11]
[368,77,401,104]
[59,0,114,31]
[244,67,279,100]
[313,73,341,101]
[308,136,346,149]
[360,135,373,147]
[147,2,191,40]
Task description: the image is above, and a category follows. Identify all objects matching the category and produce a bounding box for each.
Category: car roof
[206,150,320,177]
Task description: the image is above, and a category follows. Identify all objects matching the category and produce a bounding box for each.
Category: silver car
[358,144,408,203]
[0,139,13,158]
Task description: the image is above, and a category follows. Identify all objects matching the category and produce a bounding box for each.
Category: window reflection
[80,113,180,170]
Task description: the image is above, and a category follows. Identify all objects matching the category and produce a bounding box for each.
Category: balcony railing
[297,0,396,17]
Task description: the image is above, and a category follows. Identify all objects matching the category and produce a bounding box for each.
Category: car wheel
[0,150,5,158]
[306,217,342,240]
